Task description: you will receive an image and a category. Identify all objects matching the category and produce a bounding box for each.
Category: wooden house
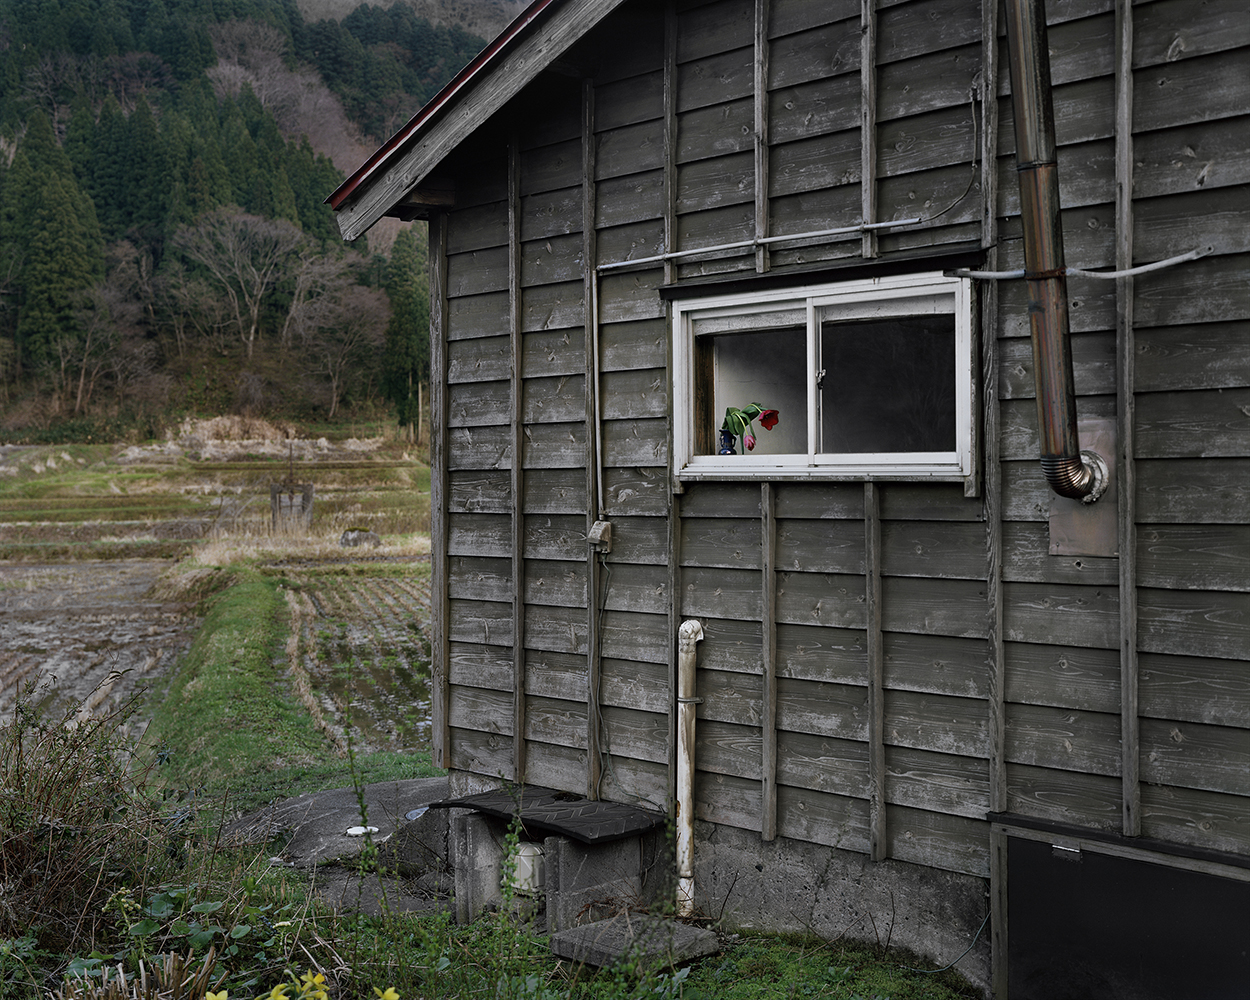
[330,0,1249,994]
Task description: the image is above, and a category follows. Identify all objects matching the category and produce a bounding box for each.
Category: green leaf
[129,919,159,937]
[229,924,251,939]
[190,900,223,914]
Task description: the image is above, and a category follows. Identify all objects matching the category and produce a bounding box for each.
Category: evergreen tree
[127,96,168,235]
[380,226,429,437]
[16,172,101,371]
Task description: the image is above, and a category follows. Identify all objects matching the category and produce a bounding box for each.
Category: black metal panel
[1008,836,1250,1000]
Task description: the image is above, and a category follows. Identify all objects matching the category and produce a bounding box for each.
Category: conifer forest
[0,0,481,440]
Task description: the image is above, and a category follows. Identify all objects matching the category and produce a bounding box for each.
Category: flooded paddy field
[0,430,434,750]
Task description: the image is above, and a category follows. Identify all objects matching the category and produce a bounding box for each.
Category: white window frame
[672,271,974,481]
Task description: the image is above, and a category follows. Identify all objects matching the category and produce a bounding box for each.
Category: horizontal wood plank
[881,520,986,580]
[600,368,668,420]
[449,470,511,513]
[886,804,988,876]
[1139,651,1250,729]
[1002,521,1119,586]
[1004,640,1121,714]
[599,317,669,372]
[1004,702,1122,777]
[1137,586,1250,660]
[1140,718,1250,798]
[681,516,763,570]
[885,689,989,758]
[681,565,763,620]
[523,558,587,609]
[448,555,512,602]
[776,676,868,740]
[448,334,511,384]
[525,649,588,702]
[886,746,989,820]
[449,641,513,690]
[776,571,868,629]
[601,657,669,713]
[775,517,864,574]
[447,599,512,645]
[1140,783,1250,857]
[1137,524,1250,591]
[1004,581,1119,649]
[776,730,868,798]
[603,466,669,516]
[777,784,871,853]
[1136,459,1250,524]
[883,632,988,699]
[882,576,989,639]
[449,512,510,558]
[523,467,589,513]
[1005,761,1121,832]
[522,374,586,424]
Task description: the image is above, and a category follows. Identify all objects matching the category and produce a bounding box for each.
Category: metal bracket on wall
[1048,416,1118,557]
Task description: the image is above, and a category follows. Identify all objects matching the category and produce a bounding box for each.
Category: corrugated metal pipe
[1005,0,1108,503]
[676,618,703,918]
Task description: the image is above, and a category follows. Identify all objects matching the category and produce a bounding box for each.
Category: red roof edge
[326,0,562,211]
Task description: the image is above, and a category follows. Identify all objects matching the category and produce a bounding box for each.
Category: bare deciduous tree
[302,285,389,418]
[171,208,305,359]
[281,252,354,350]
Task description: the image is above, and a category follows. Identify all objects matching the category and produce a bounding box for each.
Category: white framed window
[672,272,974,480]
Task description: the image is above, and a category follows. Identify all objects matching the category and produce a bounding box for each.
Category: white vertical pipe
[676,618,704,916]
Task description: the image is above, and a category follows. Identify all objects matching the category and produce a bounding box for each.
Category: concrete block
[549,913,718,970]
[545,832,670,933]
[377,804,450,878]
[452,811,506,924]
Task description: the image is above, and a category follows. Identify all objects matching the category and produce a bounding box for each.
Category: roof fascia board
[335,0,629,242]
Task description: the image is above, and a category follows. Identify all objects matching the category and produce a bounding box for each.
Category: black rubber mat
[429,786,665,844]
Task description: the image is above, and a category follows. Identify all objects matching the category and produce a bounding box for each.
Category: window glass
[819,316,955,454]
[710,326,806,456]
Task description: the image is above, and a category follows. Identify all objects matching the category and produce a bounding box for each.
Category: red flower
[759,409,780,430]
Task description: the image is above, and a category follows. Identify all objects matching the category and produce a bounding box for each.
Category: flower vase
[718,429,738,455]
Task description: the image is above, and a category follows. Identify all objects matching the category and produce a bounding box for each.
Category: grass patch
[142,569,337,814]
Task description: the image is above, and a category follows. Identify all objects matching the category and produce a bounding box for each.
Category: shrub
[0,694,164,955]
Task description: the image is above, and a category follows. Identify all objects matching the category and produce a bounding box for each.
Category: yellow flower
[299,971,327,991]
[373,989,400,1000]
[206,992,227,1000]
[265,987,290,1000]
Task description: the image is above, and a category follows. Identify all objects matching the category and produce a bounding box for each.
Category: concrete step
[549,913,718,971]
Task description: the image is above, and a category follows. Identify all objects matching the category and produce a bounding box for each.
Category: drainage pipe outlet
[676,618,704,917]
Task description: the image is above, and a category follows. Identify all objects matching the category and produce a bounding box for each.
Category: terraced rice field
[284,570,434,753]
[0,434,434,745]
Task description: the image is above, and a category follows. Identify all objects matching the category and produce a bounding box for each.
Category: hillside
[0,0,469,440]
[297,0,526,41]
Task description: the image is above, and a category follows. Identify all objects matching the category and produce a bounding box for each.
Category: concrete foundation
[693,821,990,994]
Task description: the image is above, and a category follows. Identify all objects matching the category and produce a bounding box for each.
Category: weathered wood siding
[993,0,1250,857]
[429,0,1249,877]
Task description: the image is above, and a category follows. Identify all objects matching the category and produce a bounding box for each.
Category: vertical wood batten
[1115,0,1140,838]
[982,5,1006,994]
[430,213,451,770]
[860,0,878,260]
[509,137,526,783]
[583,78,603,799]
[754,0,770,274]
[663,0,678,286]
[866,482,885,861]
[982,0,1005,821]
[761,482,777,840]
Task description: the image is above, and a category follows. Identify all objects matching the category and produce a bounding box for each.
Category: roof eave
[329,0,629,242]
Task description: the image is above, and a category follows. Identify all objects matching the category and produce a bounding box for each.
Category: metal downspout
[1005,0,1108,503]
[676,619,703,917]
